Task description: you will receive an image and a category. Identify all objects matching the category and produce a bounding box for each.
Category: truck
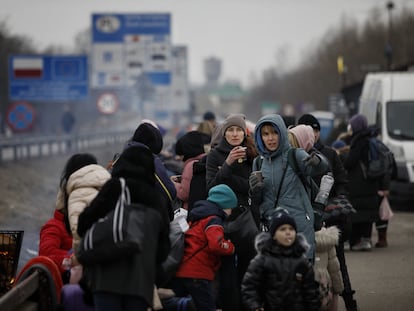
[358,71,414,205]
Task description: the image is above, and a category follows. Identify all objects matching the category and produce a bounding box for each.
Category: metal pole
[385,1,394,70]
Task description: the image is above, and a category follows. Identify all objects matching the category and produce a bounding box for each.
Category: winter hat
[132,122,163,155]
[175,131,211,161]
[111,145,155,185]
[349,114,368,133]
[269,210,297,237]
[203,111,216,121]
[62,153,97,182]
[297,114,321,131]
[207,184,238,209]
[222,114,247,136]
[331,139,346,149]
[289,125,315,152]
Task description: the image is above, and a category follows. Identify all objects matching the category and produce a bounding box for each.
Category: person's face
[313,129,321,142]
[225,126,245,146]
[273,224,296,247]
[261,125,279,151]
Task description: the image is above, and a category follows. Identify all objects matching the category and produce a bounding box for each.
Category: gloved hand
[249,172,264,194]
[303,151,321,167]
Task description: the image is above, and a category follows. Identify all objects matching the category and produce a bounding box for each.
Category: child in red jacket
[171,184,237,311]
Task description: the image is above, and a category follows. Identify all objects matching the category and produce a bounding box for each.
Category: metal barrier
[0,130,131,164]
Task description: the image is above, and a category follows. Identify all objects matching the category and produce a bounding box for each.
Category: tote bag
[77,178,145,265]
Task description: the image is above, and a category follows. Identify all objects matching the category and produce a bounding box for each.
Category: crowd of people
[37,110,393,311]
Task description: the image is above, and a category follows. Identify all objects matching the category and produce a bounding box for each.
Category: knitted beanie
[297,114,321,131]
[222,114,247,136]
[207,184,238,209]
[203,111,216,121]
[132,122,163,155]
[349,114,368,133]
[269,210,297,237]
[175,131,211,161]
[289,125,315,152]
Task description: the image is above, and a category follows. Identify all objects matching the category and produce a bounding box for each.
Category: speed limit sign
[97,93,119,114]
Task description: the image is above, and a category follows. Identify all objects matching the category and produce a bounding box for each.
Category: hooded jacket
[241,232,320,311]
[343,128,389,223]
[254,114,329,259]
[58,164,110,250]
[175,200,234,280]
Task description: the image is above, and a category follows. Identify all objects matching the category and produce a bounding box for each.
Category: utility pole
[385,1,394,70]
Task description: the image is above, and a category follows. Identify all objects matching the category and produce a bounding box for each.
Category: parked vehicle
[359,71,414,205]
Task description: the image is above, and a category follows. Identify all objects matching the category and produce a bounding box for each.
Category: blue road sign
[9,55,88,101]
[6,101,35,132]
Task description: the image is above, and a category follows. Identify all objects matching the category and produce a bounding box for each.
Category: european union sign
[9,55,88,101]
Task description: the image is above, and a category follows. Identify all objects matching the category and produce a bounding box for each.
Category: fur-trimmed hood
[254,231,310,257]
[314,226,340,253]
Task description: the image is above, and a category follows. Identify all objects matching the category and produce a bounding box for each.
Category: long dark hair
[60,153,97,235]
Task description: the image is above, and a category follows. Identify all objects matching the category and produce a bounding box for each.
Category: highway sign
[9,55,88,101]
[96,93,119,115]
[6,101,35,132]
[91,13,171,88]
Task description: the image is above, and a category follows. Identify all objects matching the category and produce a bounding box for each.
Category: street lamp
[385,1,394,70]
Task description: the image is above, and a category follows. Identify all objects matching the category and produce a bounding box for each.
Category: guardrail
[0,130,131,164]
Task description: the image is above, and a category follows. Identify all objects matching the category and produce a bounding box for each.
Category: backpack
[187,155,208,211]
[160,208,189,286]
[362,138,396,180]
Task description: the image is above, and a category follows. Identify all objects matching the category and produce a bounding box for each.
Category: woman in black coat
[206,114,259,311]
[343,114,389,251]
[77,145,170,311]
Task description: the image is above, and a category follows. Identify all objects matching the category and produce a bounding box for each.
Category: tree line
[246,6,414,120]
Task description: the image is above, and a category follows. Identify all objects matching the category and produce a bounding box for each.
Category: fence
[0,130,131,164]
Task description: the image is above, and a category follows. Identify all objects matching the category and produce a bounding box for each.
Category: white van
[359,72,414,203]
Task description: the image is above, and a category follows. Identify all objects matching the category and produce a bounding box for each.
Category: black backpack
[187,155,208,212]
[362,138,397,180]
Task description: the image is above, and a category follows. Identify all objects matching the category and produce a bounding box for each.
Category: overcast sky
[2,0,414,87]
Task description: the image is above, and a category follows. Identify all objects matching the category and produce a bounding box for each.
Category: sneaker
[352,238,372,251]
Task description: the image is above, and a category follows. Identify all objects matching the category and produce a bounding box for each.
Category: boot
[375,229,388,248]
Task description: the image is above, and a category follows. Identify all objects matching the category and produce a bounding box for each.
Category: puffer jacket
[241,232,320,311]
[254,114,329,259]
[175,200,234,280]
[314,226,344,310]
[56,164,110,251]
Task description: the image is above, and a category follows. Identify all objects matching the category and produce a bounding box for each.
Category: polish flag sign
[13,58,43,79]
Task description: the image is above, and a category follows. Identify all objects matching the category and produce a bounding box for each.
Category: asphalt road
[337,211,414,311]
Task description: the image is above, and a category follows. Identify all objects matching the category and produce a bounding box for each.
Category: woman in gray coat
[250,114,329,260]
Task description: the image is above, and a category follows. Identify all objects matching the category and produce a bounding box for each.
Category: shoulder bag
[77,178,145,265]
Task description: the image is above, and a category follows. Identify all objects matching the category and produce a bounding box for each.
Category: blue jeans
[93,292,148,311]
[171,277,216,311]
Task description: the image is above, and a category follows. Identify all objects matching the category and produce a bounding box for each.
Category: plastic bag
[379,196,394,221]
